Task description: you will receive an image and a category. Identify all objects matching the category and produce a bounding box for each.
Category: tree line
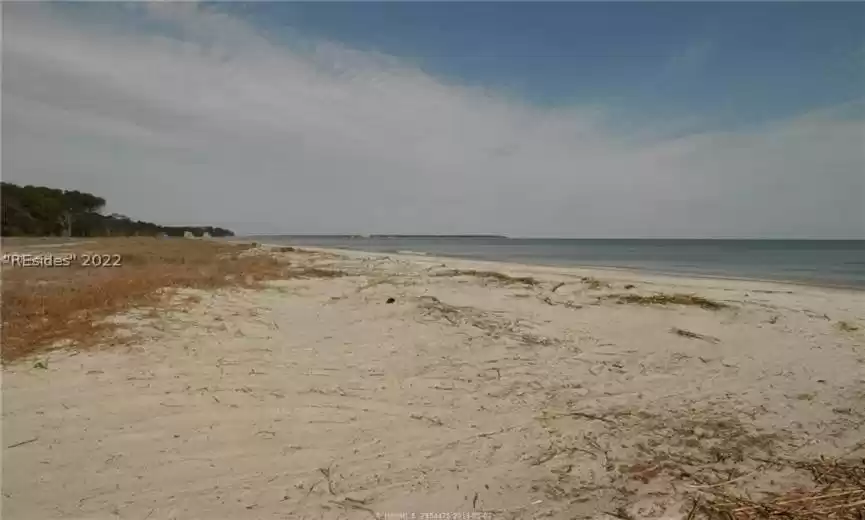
[1,183,234,237]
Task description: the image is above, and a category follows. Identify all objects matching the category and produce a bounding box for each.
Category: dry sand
[3,246,864,519]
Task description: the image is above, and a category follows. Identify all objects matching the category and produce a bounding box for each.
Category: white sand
[3,247,864,519]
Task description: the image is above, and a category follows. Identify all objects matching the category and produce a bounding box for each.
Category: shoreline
[256,242,865,294]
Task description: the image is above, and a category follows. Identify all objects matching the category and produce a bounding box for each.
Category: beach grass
[611,292,729,310]
[0,238,307,362]
[837,320,859,332]
[435,268,542,286]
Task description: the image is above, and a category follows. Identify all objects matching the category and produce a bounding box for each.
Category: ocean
[246,236,865,289]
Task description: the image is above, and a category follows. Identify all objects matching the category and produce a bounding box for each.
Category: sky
[3,1,864,238]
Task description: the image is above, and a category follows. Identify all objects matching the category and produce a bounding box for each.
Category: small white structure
[202,231,211,238]
[183,230,195,238]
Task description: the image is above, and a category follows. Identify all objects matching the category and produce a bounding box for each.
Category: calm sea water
[246,236,865,289]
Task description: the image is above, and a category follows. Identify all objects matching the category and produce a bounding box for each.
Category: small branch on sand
[410,413,444,426]
[543,410,616,425]
[671,327,720,344]
[685,499,699,520]
[330,498,377,518]
[319,464,337,495]
[6,437,38,449]
[539,296,583,310]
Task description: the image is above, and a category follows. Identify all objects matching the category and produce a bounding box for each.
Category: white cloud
[3,3,863,237]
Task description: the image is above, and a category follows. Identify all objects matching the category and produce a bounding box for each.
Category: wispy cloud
[3,3,863,238]
[666,40,714,75]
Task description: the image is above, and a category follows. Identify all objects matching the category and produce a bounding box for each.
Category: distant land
[1,182,234,237]
[372,234,508,239]
[253,234,509,239]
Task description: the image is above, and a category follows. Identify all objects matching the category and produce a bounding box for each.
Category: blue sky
[223,2,865,131]
[4,2,864,237]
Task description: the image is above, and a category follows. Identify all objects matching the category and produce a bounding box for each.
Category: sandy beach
[3,245,864,520]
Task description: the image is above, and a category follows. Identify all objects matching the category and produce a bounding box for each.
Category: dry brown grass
[837,321,860,332]
[607,409,864,519]
[580,276,611,290]
[611,292,730,311]
[696,458,865,519]
[1,238,339,362]
[435,268,541,286]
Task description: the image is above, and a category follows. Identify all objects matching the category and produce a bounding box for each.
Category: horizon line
[235,233,865,241]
